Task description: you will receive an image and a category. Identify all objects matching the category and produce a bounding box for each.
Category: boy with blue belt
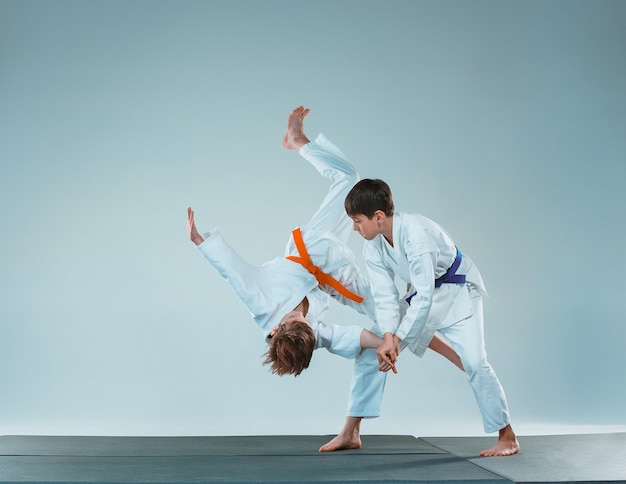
[188,106,464,452]
[345,178,520,456]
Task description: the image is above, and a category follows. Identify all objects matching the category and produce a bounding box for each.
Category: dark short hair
[345,178,394,217]
[263,321,315,377]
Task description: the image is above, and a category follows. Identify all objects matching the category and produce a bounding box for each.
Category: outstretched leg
[283,106,311,151]
[320,334,463,453]
[428,333,465,371]
[440,289,520,457]
[320,416,362,452]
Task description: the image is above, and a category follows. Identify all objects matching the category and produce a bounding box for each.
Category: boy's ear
[374,210,386,223]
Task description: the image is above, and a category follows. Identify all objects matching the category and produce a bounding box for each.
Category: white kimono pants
[347,346,387,418]
[438,287,511,433]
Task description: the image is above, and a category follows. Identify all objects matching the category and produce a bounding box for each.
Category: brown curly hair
[263,321,316,376]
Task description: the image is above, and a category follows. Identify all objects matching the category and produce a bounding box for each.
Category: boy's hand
[187,207,205,246]
[376,333,400,373]
[379,360,397,374]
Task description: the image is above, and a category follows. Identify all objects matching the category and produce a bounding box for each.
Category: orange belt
[286,227,364,304]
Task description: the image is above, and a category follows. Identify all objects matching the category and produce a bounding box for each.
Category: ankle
[499,425,516,440]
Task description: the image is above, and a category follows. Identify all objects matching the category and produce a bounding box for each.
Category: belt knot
[285,227,363,304]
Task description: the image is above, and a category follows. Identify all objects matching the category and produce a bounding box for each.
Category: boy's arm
[359,328,382,349]
[396,248,438,354]
[188,207,278,337]
[377,332,465,373]
[364,244,402,336]
[375,251,436,367]
[314,322,363,359]
[361,329,398,374]
[402,252,436,336]
[363,243,404,368]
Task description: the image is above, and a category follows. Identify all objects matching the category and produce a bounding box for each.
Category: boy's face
[350,213,380,240]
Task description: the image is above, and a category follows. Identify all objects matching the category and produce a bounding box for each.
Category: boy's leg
[438,289,519,456]
[320,332,464,452]
[320,347,387,452]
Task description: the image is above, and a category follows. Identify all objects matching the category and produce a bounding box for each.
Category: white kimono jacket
[364,212,486,357]
[197,134,375,359]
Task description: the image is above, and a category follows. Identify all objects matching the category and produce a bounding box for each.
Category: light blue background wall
[1,0,624,437]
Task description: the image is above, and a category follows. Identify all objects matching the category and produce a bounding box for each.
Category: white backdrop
[1,0,625,437]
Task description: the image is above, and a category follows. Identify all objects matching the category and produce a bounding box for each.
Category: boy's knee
[462,357,492,380]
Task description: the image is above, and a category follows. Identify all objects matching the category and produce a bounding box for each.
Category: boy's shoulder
[395,211,441,233]
[395,211,429,225]
[394,212,444,249]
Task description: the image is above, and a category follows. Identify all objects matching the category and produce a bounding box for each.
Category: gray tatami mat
[1,433,624,483]
[0,434,441,457]
[422,432,626,483]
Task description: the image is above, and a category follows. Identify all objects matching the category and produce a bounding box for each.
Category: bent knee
[462,358,493,380]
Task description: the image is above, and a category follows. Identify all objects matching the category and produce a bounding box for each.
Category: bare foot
[319,433,361,452]
[282,106,311,151]
[319,416,362,452]
[479,424,520,456]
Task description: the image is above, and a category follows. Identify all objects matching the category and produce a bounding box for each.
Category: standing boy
[345,178,520,456]
[188,107,463,452]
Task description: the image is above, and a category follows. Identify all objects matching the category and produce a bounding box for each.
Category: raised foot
[319,434,362,453]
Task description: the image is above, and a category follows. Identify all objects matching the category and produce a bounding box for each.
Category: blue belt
[405,248,466,305]
[435,248,466,288]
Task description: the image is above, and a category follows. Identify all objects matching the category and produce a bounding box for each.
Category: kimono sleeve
[196,229,271,333]
[197,230,255,293]
[364,242,401,336]
[313,321,363,359]
[396,249,437,356]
